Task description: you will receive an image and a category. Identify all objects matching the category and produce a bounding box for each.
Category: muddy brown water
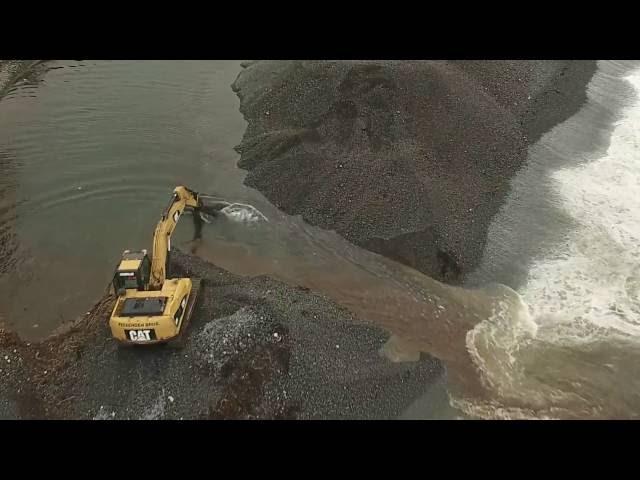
[1,60,639,419]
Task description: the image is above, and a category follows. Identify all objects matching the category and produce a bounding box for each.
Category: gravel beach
[0,249,441,419]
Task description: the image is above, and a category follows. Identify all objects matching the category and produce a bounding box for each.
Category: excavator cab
[112,250,151,296]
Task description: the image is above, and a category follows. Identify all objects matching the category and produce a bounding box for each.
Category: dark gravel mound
[232,60,596,283]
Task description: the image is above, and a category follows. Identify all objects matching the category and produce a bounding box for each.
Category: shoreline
[468,60,640,289]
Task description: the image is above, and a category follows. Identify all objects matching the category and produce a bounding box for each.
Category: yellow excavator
[108,186,205,346]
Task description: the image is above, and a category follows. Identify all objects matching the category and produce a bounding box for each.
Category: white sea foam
[461,63,640,419]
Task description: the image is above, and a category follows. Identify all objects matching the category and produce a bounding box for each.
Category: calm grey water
[2,60,640,419]
[0,60,256,336]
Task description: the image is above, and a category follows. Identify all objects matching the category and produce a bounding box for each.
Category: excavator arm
[149,186,202,290]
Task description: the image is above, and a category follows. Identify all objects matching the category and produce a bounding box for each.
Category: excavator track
[167,278,202,349]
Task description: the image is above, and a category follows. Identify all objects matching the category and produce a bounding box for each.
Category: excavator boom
[149,186,201,290]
